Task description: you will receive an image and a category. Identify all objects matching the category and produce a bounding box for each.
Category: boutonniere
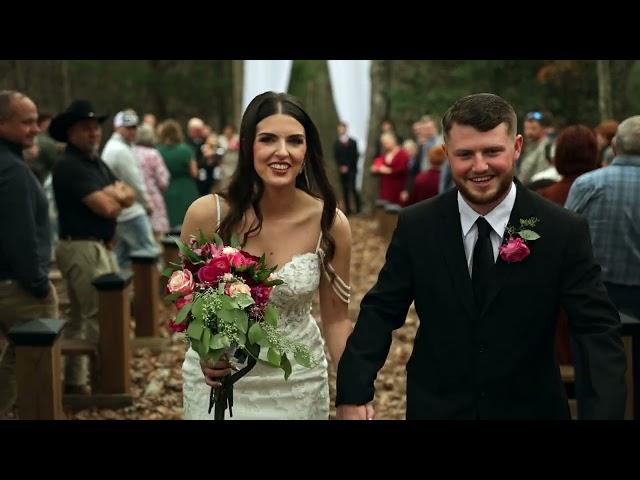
[499,217,541,263]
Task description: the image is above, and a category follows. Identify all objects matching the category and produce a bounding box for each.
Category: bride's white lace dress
[181,251,330,420]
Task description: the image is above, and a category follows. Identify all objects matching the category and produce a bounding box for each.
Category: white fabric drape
[242,60,293,115]
[327,60,371,190]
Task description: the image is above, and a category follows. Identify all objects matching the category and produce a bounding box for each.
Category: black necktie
[472,217,494,309]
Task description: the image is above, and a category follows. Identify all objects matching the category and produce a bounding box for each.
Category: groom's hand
[336,404,375,420]
[200,359,233,388]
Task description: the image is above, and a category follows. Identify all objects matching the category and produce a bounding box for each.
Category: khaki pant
[55,240,117,387]
[0,280,58,415]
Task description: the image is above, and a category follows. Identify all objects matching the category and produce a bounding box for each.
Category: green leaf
[259,253,266,269]
[519,229,540,241]
[176,238,201,263]
[186,321,204,341]
[164,292,181,304]
[218,309,234,326]
[205,348,225,364]
[294,349,313,368]
[232,310,249,334]
[264,279,284,287]
[281,354,292,380]
[230,233,242,248]
[212,233,224,248]
[267,347,281,366]
[234,292,254,309]
[248,323,270,347]
[235,333,246,347]
[219,295,235,311]
[161,267,177,278]
[175,302,193,324]
[264,305,279,328]
[202,328,211,351]
[191,296,204,322]
[210,333,230,349]
[255,269,271,283]
[198,229,209,246]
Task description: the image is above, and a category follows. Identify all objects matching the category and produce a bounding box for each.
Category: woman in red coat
[407,144,446,205]
[371,132,409,205]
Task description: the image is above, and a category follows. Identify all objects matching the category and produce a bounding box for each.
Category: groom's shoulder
[401,188,456,223]
[522,186,587,232]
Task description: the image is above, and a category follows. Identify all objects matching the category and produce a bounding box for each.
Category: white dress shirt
[458,182,517,277]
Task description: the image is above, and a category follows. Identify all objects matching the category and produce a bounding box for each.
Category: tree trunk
[360,60,389,214]
[597,60,613,121]
[13,60,26,91]
[611,60,637,120]
[147,60,170,120]
[232,60,243,128]
[61,60,72,107]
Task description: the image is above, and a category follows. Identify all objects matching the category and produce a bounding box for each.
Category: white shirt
[458,181,517,277]
[102,133,150,223]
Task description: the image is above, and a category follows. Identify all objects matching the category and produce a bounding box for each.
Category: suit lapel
[480,181,538,317]
[437,190,476,322]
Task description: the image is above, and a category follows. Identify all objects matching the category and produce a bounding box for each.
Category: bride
[180,91,367,419]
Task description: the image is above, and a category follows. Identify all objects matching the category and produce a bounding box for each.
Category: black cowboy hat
[49,100,108,142]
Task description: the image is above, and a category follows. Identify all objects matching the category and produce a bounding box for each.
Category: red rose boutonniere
[499,217,541,263]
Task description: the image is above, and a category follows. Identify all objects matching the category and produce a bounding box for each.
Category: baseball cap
[114,109,139,128]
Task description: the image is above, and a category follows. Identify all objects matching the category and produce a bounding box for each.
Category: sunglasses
[526,111,544,121]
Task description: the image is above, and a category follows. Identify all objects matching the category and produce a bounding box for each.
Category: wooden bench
[381,203,401,241]
[374,199,389,237]
[62,272,134,410]
[9,318,66,420]
[131,254,161,338]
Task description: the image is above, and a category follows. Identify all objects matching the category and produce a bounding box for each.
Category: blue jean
[114,214,160,271]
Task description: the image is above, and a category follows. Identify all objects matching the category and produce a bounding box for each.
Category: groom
[336,93,627,420]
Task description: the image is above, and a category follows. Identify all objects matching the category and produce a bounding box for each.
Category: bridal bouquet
[163,231,315,419]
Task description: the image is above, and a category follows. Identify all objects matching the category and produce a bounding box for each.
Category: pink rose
[230,251,258,269]
[175,294,193,310]
[167,270,194,294]
[499,236,530,263]
[168,319,188,333]
[198,255,230,283]
[226,281,252,297]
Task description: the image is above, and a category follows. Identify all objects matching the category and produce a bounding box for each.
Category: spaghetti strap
[214,193,221,229]
[315,230,323,253]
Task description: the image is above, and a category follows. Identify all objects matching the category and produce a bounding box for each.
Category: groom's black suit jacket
[336,181,627,419]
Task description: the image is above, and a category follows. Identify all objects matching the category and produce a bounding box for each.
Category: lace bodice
[269,252,321,333]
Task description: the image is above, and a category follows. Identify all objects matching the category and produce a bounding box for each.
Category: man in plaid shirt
[565,115,640,319]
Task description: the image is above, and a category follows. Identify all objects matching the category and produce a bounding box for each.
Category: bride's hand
[200,358,232,388]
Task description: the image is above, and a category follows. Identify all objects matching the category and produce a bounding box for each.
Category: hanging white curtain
[242,60,293,115]
[327,60,372,190]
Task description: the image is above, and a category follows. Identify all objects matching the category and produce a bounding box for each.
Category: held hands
[200,356,234,388]
[336,403,376,420]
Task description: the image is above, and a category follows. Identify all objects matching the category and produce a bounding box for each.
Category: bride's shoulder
[182,194,230,241]
[186,194,229,219]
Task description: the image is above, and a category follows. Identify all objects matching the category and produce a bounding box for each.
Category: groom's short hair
[442,93,517,141]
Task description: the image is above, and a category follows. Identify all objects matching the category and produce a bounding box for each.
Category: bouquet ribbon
[208,355,258,420]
